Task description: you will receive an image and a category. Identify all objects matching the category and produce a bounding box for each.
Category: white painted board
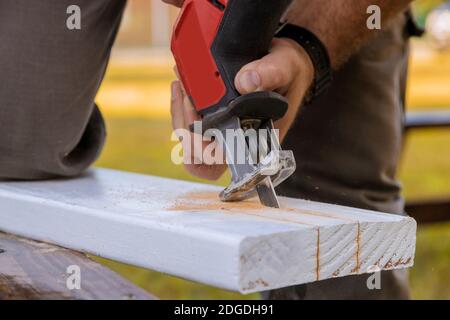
[0,168,416,294]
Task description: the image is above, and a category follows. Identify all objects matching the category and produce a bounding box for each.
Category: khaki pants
[0,1,411,299]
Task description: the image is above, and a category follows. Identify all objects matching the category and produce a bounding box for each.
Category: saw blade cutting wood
[214,116,295,208]
[171,0,296,207]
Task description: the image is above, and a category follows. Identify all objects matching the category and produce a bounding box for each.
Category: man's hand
[164,0,313,181]
[171,81,228,181]
[170,38,314,181]
[166,0,412,182]
[234,38,314,140]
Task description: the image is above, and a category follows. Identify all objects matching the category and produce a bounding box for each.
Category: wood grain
[0,168,416,294]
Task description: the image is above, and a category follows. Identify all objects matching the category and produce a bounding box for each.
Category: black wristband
[275,24,332,103]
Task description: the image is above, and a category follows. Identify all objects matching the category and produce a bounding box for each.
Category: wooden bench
[0,232,155,300]
[0,168,416,295]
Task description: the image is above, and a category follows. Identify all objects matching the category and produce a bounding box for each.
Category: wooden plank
[0,232,155,300]
[0,168,416,294]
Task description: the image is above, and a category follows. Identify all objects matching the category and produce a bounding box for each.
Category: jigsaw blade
[256,178,280,208]
[216,117,282,208]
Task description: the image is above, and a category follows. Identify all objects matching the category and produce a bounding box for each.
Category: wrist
[283,38,315,93]
[271,38,315,141]
[275,24,333,104]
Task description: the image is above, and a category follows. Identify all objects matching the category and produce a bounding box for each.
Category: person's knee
[0,107,105,181]
[0,1,121,180]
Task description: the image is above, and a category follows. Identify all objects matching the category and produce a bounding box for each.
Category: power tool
[171,0,296,208]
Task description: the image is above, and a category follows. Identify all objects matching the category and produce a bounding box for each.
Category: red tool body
[171,0,296,208]
[172,0,227,111]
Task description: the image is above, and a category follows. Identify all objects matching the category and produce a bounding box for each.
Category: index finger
[171,81,186,131]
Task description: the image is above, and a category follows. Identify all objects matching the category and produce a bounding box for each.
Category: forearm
[287,0,412,68]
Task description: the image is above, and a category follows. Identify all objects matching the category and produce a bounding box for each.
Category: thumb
[234,39,300,95]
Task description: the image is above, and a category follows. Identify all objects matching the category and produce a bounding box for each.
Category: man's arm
[164,0,412,68]
[166,0,413,180]
[287,0,412,68]
[268,0,412,138]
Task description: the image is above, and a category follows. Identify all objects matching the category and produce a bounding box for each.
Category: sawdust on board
[170,191,326,227]
[170,190,359,223]
[170,191,265,212]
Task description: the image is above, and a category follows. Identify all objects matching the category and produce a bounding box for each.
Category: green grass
[401,130,450,300]
[410,222,450,299]
[92,45,450,299]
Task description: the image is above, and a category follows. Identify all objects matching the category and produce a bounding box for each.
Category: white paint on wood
[0,168,416,293]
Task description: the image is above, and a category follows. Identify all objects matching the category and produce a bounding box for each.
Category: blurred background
[93,0,450,299]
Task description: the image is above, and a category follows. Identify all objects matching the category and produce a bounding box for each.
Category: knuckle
[259,62,288,87]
